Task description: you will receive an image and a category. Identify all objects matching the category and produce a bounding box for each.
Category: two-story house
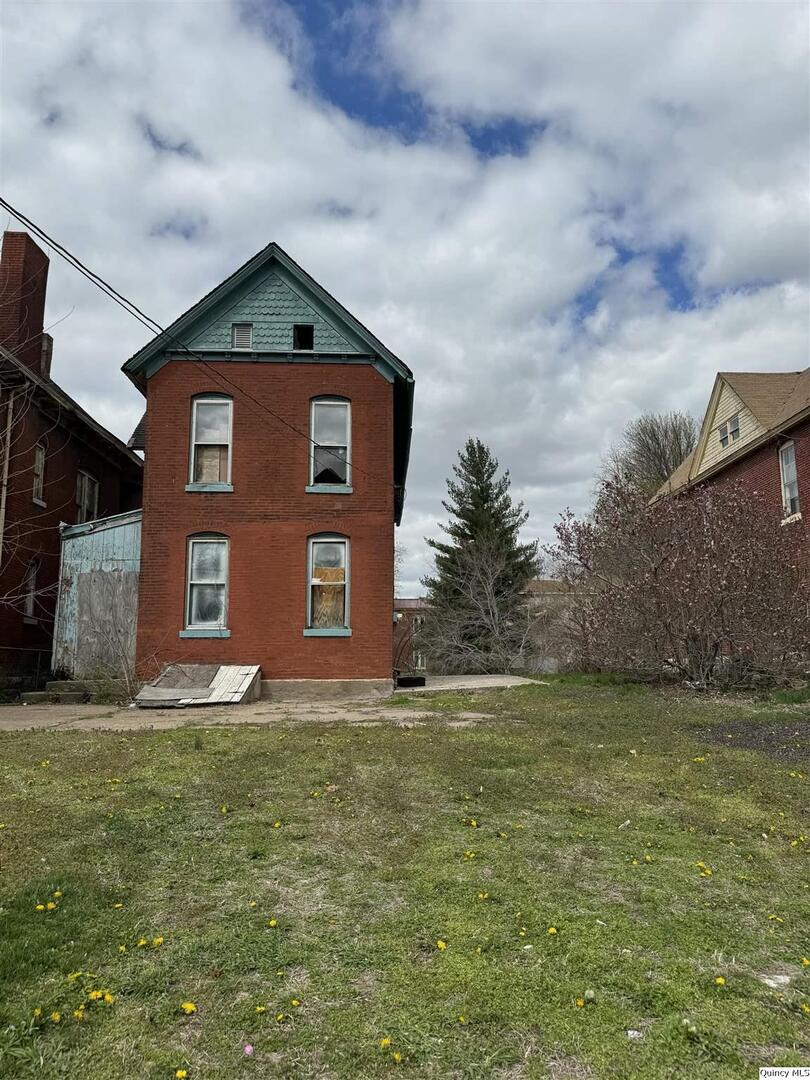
[658,368,809,531]
[0,231,143,682]
[123,243,414,695]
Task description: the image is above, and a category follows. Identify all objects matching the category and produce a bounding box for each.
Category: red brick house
[659,368,809,527]
[0,232,143,680]
[122,242,414,694]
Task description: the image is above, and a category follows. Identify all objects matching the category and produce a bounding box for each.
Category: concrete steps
[20,679,130,705]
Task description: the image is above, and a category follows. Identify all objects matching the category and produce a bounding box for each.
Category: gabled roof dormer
[690,376,765,480]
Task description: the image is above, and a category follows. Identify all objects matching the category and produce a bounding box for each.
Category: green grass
[0,680,808,1078]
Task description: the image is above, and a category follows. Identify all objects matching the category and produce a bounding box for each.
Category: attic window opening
[231,323,253,350]
[718,413,740,448]
[293,324,314,351]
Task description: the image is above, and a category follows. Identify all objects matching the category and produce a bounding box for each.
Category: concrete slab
[394,674,534,694]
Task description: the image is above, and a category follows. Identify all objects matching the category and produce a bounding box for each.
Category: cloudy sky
[2,0,808,593]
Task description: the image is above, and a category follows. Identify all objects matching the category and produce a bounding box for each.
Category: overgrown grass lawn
[1,678,808,1078]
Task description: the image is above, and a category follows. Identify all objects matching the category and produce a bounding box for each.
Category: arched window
[307,534,349,630]
[189,395,233,487]
[309,397,350,487]
[185,533,229,630]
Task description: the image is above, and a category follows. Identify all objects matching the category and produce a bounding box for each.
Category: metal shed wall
[52,510,142,678]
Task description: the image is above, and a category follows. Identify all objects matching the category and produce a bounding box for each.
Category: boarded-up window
[191,397,232,485]
[308,537,348,628]
[186,536,228,628]
[310,399,350,486]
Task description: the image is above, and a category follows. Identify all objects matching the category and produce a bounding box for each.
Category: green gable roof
[121,242,414,523]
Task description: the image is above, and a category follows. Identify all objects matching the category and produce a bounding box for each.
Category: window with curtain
[190,396,232,485]
[308,536,349,628]
[310,399,350,485]
[779,442,800,516]
[186,536,229,628]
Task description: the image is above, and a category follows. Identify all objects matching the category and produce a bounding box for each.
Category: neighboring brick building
[0,232,143,680]
[122,242,414,693]
[658,368,809,533]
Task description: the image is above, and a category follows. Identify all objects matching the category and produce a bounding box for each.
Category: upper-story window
[718,413,740,448]
[294,323,314,351]
[186,534,229,629]
[190,396,232,485]
[310,398,350,486]
[779,442,800,517]
[76,470,99,523]
[231,323,253,350]
[32,443,46,505]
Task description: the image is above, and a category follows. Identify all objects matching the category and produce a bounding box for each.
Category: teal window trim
[179,628,231,639]
[303,627,352,638]
[185,482,234,493]
[305,484,353,495]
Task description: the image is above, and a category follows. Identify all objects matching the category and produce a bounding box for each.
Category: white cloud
[1,0,807,595]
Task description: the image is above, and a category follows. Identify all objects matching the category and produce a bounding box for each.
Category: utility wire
[0,196,393,488]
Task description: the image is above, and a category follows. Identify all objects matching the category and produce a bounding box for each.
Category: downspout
[0,389,16,569]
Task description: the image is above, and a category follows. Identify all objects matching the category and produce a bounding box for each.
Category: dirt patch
[693,718,810,762]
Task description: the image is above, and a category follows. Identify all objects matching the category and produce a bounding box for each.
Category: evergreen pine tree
[422,439,539,672]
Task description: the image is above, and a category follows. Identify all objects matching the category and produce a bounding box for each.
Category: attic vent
[231,323,253,350]
[293,323,314,351]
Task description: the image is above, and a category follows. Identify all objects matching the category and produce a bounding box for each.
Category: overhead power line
[0,195,391,489]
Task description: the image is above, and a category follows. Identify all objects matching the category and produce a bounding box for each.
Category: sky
[1,0,808,594]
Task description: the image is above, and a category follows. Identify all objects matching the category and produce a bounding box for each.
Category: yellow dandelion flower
[176,1071,188,1079]
[137,938,147,947]
[575,998,585,1008]
[113,902,124,909]
[276,969,285,977]
[801,1003,810,1014]
[53,890,62,898]
[50,1012,61,1023]
[267,918,278,928]
[547,927,558,935]
[498,831,509,839]
[40,760,50,768]
[477,891,489,900]
[392,1051,403,1063]
[379,1037,391,1048]
[180,1001,197,1015]
[152,936,164,947]
[275,1012,286,1023]
[35,904,45,911]
[118,944,126,953]
[436,939,447,950]
[273,821,282,829]
[46,902,57,911]
[802,957,810,967]
[458,1014,467,1024]
[249,900,257,908]
[631,859,639,866]
[103,992,114,1004]
[33,1007,42,1018]
[291,999,301,1008]
[463,850,476,860]
[644,854,653,863]
[255,1005,266,1014]
[89,990,103,1001]
[714,976,726,986]
[73,1008,85,1020]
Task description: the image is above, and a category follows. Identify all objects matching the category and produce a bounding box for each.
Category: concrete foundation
[260,678,393,703]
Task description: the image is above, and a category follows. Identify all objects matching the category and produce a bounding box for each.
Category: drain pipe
[0,388,16,569]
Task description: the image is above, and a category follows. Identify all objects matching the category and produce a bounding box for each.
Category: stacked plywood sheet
[135,663,261,708]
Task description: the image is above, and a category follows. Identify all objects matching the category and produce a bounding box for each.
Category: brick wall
[136,360,396,680]
[0,232,49,375]
[0,387,143,675]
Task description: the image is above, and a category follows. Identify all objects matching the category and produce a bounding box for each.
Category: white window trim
[231,323,253,350]
[189,396,233,485]
[309,398,351,486]
[32,442,46,506]
[307,534,350,629]
[779,440,800,519]
[185,535,229,630]
[76,470,99,524]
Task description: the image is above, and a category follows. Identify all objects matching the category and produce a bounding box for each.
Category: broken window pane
[311,401,349,485]
[313,445,348,484]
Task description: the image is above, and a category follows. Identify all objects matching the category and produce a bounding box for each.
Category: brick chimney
[0,231,50,377]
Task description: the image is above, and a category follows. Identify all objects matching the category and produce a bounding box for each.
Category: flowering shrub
[548,480,809,688]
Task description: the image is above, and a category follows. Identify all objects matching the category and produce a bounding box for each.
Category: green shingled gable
[188,270,358,353]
